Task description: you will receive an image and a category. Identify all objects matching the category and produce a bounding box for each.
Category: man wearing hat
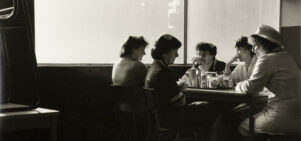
[235,25,301,137]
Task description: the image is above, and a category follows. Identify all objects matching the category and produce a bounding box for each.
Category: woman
[178,42,226,86]
[145,34,218,128]
[236,25,301,136]
[224,36,257,84]
[112,36,148,87]
[192,42,226,74]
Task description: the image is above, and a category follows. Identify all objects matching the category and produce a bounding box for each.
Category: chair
[110,84,152,141]
[143,87,209,141]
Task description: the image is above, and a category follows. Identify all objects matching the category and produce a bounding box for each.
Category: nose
[252,45,256,52]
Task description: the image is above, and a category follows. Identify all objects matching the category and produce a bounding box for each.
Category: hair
[120,36,148,58]
[151,34,182,60]
[235,36,255,57]
[195,42,217,57]
[251,35,281,53]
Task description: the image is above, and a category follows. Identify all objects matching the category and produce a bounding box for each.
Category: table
[183,88,268,139]
[0,108,59,141]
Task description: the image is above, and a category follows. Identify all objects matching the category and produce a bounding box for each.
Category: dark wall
[282,26,301,68]
[37,64,190,141]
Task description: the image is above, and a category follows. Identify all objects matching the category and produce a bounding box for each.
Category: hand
[192,57,204,65]
[178,74,189,83]
[198,64,210,71]
[227,53,240,64]
[177,80,189,90]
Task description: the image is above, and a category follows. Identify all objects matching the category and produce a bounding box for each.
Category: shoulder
[216,59,226,66]
[215,59,226,71]
[133,60,147,70]
[112,58,123,71]
[257,51,286,66]
[148,61,165,75]
[113,58,123,66]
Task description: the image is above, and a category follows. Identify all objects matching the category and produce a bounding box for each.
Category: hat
[251,25,281,46]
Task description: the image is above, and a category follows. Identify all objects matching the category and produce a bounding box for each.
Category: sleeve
[235,57,271,95]
[155,69,184,104]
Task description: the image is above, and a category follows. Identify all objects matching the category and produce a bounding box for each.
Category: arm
[229,64,242,84]
[156,69,185,106]
[225,53,240,75]
[235,57,271,94]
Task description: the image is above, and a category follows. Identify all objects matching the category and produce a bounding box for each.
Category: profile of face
[163,48,179,65]
[132,46,146,61]
[236,47,250,62]
[251,39,265,57]
[196,50,214,65]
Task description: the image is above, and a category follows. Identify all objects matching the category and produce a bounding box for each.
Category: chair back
[143,87,168,130]
[110,84,150,113]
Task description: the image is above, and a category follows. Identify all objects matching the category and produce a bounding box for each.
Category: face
[251,39,265,57]
[163,48,179,65]
[196,50,214,65]
[236,47,249,62]
[132,46,146,61]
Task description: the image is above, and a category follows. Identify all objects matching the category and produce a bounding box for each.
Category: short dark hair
[151,34,181,60]
[195,42,217,57]
[235,36,255,57]
[120,36,148,58]
[251,35,281,53]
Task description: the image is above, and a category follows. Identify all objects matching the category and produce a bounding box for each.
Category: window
[187,0,280,63]
[35,0,184,64]
[35,0,280,64]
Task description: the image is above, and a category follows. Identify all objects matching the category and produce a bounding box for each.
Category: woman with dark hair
[145,34,218,129]
[192,42,226,73]
[112,36,148,87]
[236,25,301,136]
[224,36,257,84]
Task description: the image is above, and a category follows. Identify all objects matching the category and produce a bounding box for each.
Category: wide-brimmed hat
[251,25,281,46]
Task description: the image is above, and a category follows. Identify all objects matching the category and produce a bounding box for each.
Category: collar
[270,48,282,53]
[155,59,169,68]
[209,58,217,71]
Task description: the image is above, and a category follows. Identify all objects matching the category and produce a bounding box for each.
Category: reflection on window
[35,0,184,64]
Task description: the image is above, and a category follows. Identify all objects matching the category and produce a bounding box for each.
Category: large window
[35,0,184,63]
[35,0,279,64]
[187,0,280,63]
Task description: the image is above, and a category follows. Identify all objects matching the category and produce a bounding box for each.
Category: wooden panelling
[37,65,190,141]
[281,26,301,68]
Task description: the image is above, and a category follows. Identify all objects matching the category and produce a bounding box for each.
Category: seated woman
[145,34,218,128]
[112,36,148,87]
[224,36,257,84]
[192,42,226,73]
[178,42,226,86]
[236,25,301,136]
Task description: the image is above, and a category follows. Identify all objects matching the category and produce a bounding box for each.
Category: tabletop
[183,88,268,103]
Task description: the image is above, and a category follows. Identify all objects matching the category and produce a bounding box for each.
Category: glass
[188,68,198,87]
